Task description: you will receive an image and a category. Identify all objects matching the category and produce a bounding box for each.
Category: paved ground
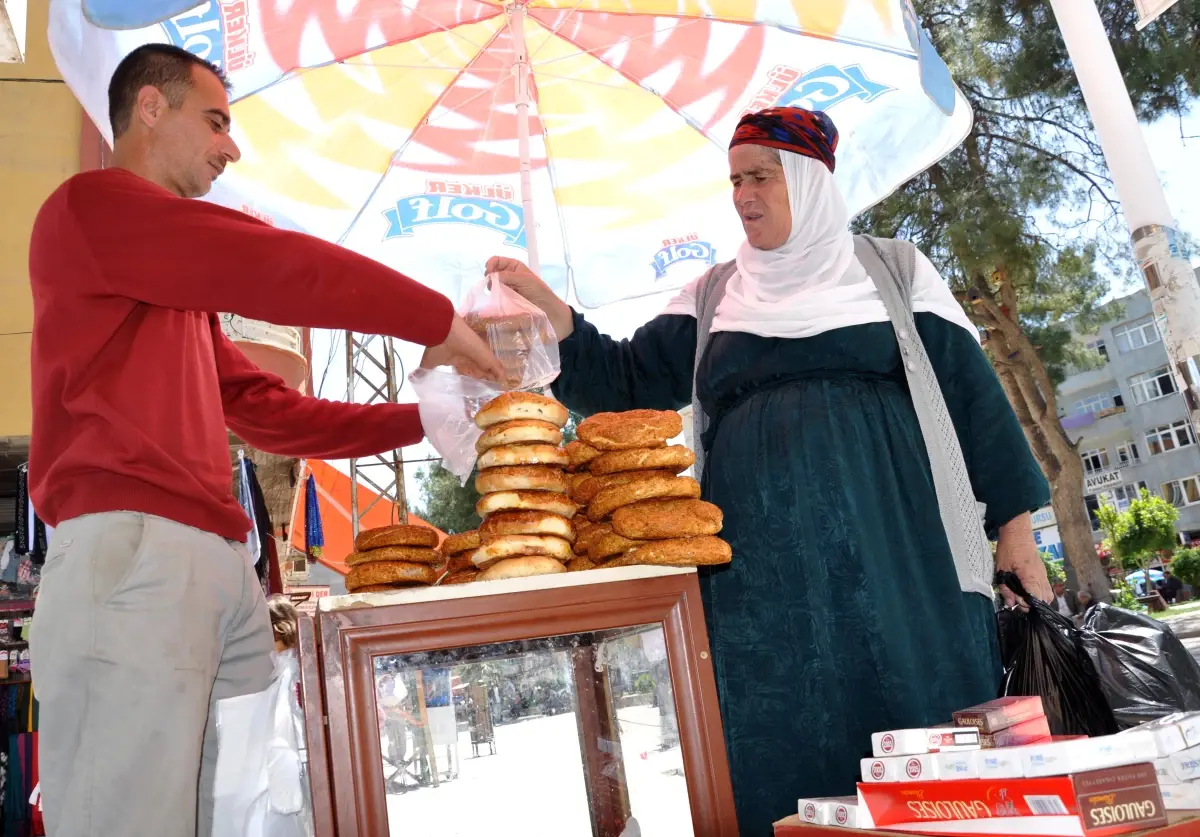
[1161,611,1200,662]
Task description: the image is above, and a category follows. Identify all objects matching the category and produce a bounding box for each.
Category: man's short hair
[108,43,230,138]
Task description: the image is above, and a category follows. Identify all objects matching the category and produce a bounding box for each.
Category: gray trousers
[30,512,275,837]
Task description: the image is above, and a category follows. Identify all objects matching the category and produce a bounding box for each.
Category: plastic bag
[408,367,506,481]
[411,277,561,482]
[995,571,1119,737]
[212,651,313,837]
[459,277,560,391]
[1077,603,1200,729]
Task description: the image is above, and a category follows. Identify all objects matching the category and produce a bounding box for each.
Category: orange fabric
[291,459,445,575]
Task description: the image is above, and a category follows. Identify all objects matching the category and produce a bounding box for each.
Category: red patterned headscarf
[729,106,839,173]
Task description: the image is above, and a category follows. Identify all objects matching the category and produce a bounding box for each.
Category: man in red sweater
[27,44,498,837]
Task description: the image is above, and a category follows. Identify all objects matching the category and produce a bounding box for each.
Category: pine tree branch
[975,131,1120,214]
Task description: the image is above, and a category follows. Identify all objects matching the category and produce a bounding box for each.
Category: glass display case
[300,565,737,836]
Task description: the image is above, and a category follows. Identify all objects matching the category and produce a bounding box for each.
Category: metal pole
[383,336,409,525]
[1046,0,1200,424]
[345,330,361,540]
[509,2,541,274]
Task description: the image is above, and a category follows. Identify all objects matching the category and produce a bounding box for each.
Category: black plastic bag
[1078,603,1200,728]
[995,572,1119,737]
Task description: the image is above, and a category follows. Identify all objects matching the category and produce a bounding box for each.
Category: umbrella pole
[508,2,541,274]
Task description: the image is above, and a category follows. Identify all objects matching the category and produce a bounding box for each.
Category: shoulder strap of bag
[853,235,993,598]
[690,260,738,483]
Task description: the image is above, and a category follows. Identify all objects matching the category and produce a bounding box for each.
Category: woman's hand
[420,314,506,380]
[485,256,574,341]
[995,512,1053,604]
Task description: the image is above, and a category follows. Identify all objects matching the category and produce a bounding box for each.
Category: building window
[1084,494,1102,531]
[1087,339,1110,362]
[1146,420,1196,456]
[1073,389,1124,415]
[1113,316,1161,354]
[1116,441,1141,465]
[1111,483,1147,511]
[1081,448,1110,474]
[1162,476,1200,508]
[1129,367,1177,404]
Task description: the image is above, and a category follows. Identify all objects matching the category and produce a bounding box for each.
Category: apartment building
[1052,286,1200,548]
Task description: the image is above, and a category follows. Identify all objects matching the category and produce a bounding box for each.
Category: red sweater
[28,168,454,541]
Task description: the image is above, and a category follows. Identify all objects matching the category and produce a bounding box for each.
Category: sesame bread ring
[481,511,576,543]
[611,499,724,540]
[346,561,439,591]
[602,536,732,568]
[471,535,573,567]
[478,556,568,582]
[566,441,602,472]
[476,420,563,454]
[590,531,644,561]
[443,530,481,557]
[588,475,702,522]
[476,490,579,519]
[566,555,597,572]
[475,466,569,495]
[439,569,480,585]
[346,546,443,567]
[568,472,593,497]
[476,393,569,429]
[352,584,401,594]
[590,445,695,476]
[354,524,439,552]
[444,552,476,574]
[573,521,607,555]
[577,410,683,451]
[478,444,570,470]
[575,470,679,506]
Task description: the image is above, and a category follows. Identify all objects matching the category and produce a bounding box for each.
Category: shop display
[952,695,1046,733]
[870,727,982,758]
[344,525,443,593]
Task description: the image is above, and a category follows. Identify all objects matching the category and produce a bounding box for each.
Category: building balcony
[1060,405,1126,431]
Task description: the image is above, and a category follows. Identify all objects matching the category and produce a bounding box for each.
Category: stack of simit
[568,410,731,569]
[344,524,443,593]
[438,530,482,585]
[470,392,579,581]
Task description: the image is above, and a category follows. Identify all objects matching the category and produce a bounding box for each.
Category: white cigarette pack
[1123,717,1188,757]
[1156,757,1183,786]
[1136,712,1200,750]
[870,726,980,757]
[935,750,981,781]
[1159,780,1200,811]
[1021,732,1157,778]
[860,753,940,783]
[977,747,1025,779]
[1169,743,1200,782]
[797,796,862,826]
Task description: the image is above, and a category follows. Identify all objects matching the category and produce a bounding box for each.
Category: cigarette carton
[953,696,1045,733]
[1159,780,1200,810]
[1168,743,1200,782]
[871,726,980,757]
[1022,732,1157,778]
[796,796,862,826]
[936,750,982,781]
[980,714,1051,748]
[861,753,940,783]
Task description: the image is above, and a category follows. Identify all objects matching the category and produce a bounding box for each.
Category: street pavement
[1162,610,1200,662]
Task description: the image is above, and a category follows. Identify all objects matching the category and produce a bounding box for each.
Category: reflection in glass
[373,625,693,836]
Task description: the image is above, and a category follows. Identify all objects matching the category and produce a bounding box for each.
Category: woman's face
[729,144,791,250]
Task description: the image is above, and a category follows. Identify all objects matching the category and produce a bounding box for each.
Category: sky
[308,105,1200,521]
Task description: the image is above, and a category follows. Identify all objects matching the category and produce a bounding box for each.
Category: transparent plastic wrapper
[410,277,562,484]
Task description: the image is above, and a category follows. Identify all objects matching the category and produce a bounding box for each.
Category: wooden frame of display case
[311,570,738,837]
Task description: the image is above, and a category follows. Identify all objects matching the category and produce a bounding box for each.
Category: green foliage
[1042,553,1066,586]
[634,673,655,694]
[414,461,481,535]
[1171,547,1200,589]
[1111,576,1145,611]
[1095,490,1178,573]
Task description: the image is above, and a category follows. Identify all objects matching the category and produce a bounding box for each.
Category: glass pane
[1116,332,1132,353]
[1186,479,1200,505]
[372,625,694,837]
[1162,375,1177,396]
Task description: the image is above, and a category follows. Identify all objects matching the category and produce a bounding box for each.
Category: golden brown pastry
[443,553,476,574]
[476,420,562,454]
[566,555,597,572]
[478,444,570,470]
[477,555,568,581]
[476,490,578,519]
[354,524,439,552]
[574,470,680,505]
[346,561,440,590]
[565,440,602,472]
[475,466,569,495]
[471,535,573,567]
[611,499,723,540]
[439,569,480,585]
[574,522,611,556]
[346,546,443,567]
[476,392,569,429]
[590,445,695,476]
[577,410,683,451]
[351,584,401,594]
[587,475,702,522]
[481,510,575,543]
[443,530,481,557]
[590,530,643,561]
[602,536,732,568]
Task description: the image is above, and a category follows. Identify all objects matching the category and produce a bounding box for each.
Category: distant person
[1052,581,1081,619]
[1161,570,1184,604]
[28,42,501,837]
[1075,591,1095,626]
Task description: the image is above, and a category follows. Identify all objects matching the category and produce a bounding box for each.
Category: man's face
[1053,582,1065,596]
[147,66,240,198]
[729,144,791,250]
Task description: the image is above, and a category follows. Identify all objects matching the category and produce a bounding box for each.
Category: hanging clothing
[241,458,276,594]
[13,468,27,557]
[238,455,262,565]
[304,474,324,562]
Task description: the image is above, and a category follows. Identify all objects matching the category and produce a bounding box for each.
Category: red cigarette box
[853,763,1165,836]
[980,714,1052,748]
[953,696,1045,733]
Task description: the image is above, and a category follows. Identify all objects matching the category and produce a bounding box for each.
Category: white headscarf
[661,151,976,341]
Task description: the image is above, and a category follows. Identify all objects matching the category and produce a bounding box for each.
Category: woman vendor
[483,106,1052,835]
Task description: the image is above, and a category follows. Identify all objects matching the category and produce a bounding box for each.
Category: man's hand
[420,315,506,380]
[484,256,574,340]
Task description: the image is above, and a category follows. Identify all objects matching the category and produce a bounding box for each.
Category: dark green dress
[553,308,1050,836]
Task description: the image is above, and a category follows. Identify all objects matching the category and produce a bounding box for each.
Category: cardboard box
[980,715,1051,749]
[854,763,1167,836]
[953,696,1045,733]
[861,754,940,784]
[871,727,981,758]
[1022,732,1158,779]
